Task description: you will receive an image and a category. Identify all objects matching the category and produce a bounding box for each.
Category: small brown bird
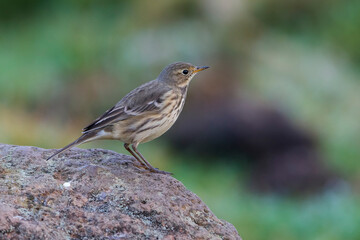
[47,62,209,174]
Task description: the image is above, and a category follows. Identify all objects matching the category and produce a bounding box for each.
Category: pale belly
[137,112,179,144]
[112,98,185,144]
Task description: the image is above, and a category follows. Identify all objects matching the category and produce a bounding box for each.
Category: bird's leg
[131,143,172,175]
[123,143,147,169]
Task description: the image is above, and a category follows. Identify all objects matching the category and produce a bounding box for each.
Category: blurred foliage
[247,35,360,176]
[174,157,360,240]
[253,0,360,62]
[0,0,360,239]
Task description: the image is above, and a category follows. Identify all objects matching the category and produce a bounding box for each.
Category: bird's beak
[193,66,209,73]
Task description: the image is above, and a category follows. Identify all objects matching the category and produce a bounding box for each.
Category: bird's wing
[82,80,172,133]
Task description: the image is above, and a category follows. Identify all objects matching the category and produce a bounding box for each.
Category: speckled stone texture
[0,144,241,240]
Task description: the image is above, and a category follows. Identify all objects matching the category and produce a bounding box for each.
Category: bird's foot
[148,168,173,175]
[129,158,172,175]
[131,162,148,170]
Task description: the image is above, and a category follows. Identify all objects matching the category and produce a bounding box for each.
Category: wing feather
[82,80,172,133]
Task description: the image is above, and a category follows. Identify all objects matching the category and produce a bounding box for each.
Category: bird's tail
[46,131,98,161]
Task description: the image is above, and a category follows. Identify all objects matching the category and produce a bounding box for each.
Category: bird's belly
[112,97,185,144]
[111,113,179,144]
[136,113,179,144]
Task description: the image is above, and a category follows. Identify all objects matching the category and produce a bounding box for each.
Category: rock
[0,144,241,240]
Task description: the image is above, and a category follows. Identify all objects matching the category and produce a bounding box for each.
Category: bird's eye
[182,69,189,75]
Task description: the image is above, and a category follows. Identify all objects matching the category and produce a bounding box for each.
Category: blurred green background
[1,0,360,239]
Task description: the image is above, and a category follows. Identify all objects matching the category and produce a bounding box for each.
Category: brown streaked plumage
[47,62,209,174]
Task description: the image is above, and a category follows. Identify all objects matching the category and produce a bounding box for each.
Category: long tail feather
[46,132,98,160]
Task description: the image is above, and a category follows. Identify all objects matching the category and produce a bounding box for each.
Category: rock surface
[0,144,241,240]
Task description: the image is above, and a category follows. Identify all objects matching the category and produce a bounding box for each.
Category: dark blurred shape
[0,0,46,22]
[0,0,129,23]
[167,59,337,194]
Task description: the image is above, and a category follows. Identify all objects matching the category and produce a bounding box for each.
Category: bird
[47,62,209,174]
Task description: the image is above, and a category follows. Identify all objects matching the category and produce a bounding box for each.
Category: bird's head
[158,62,209,88]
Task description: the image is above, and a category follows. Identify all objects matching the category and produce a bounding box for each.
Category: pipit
[47,62,209,174]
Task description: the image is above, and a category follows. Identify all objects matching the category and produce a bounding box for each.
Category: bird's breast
[135,94,186,144]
